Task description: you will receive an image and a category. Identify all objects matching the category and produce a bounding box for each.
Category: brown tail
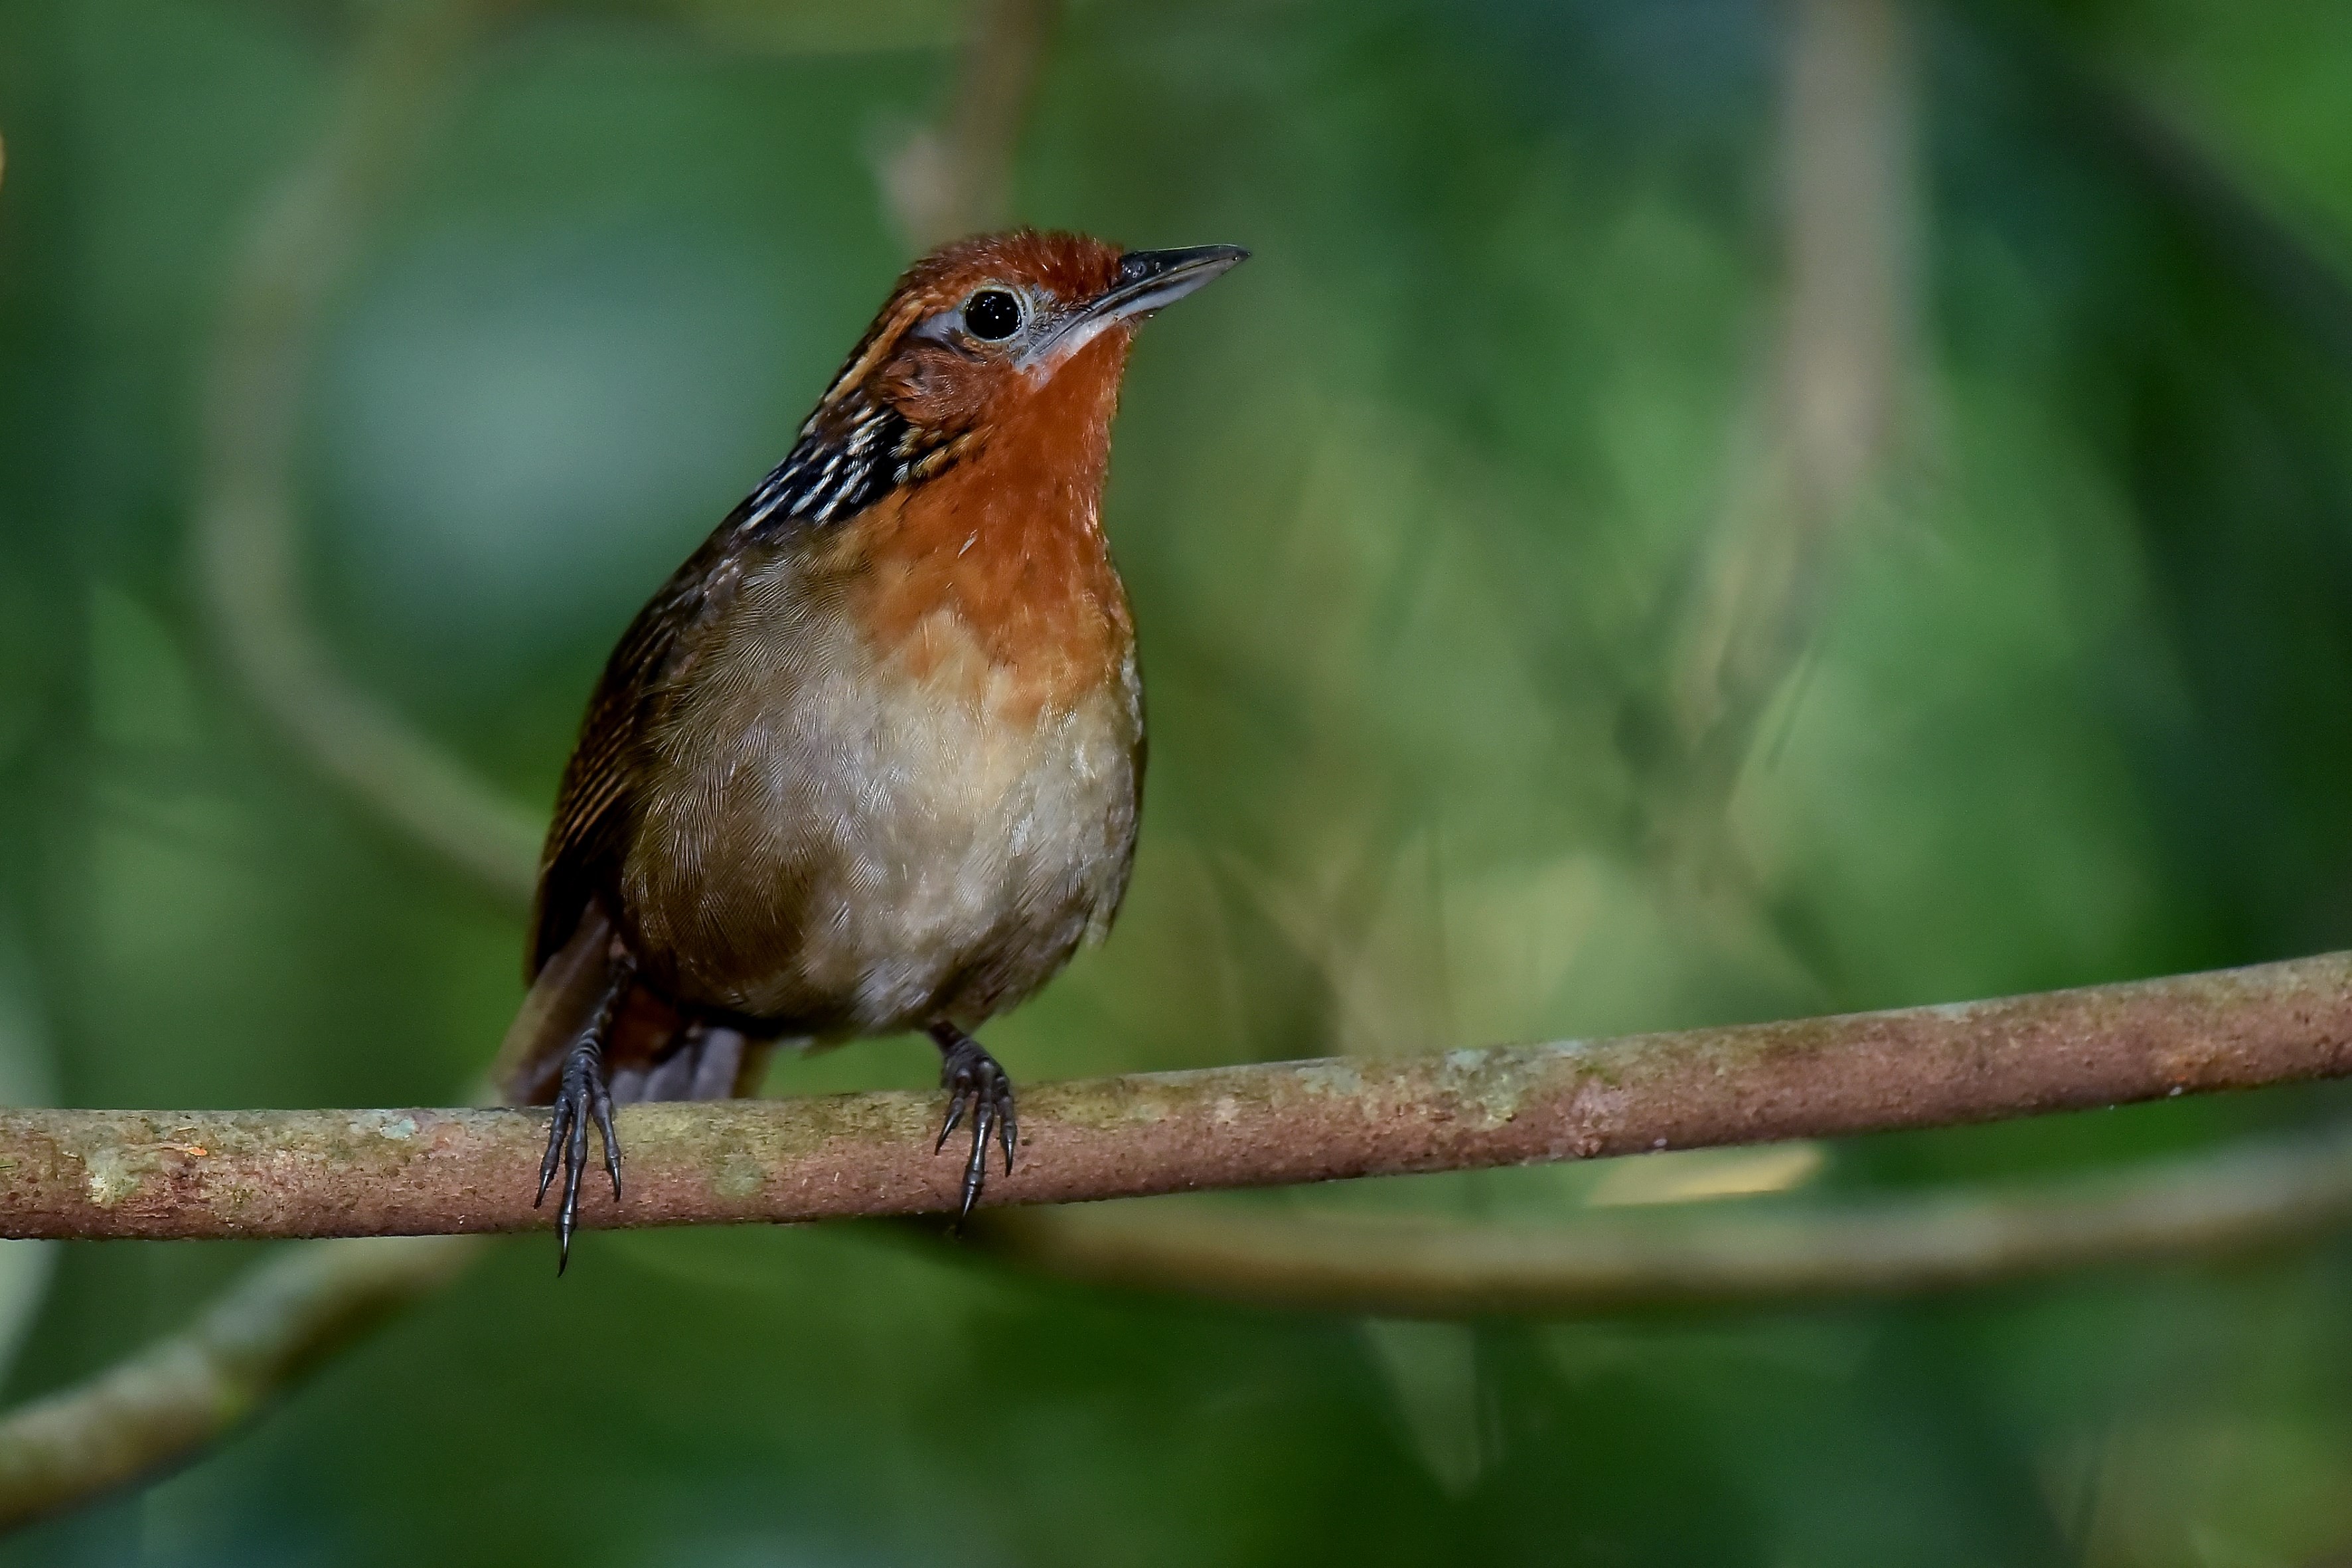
[494,905,773,1107]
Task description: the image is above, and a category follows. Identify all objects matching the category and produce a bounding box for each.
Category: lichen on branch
[7,953,2350,1242]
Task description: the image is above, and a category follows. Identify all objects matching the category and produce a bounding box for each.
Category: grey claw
[930,1028,1017,1221]
[534,1100,570,1208]
[592,1086,621,1203]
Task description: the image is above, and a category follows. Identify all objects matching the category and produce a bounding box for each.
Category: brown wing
[526,537,729,979]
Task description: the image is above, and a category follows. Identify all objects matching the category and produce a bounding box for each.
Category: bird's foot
[534,1032,621,1273]
[929,1023,1016,1221]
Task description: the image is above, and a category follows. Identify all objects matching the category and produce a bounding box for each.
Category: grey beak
[1018,244,1249,374]
[1096,245,1252,322]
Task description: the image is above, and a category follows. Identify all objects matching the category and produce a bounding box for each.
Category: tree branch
[0,1237,481,1531]
[6,952,2349,1241]
[8,946,2351,1533]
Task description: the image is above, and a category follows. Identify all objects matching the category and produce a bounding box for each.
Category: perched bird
[495,230,1248,1265]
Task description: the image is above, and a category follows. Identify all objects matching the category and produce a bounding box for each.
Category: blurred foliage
[8,0,2352,1562]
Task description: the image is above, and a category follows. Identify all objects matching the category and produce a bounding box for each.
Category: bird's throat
[838,331,1138,721]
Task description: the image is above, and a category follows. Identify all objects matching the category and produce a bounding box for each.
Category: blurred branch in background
[9,952,2352,1241]
[874,0,1061,249]
[1638,0,1916,903]
[973,1123,2352,1316]
[0,1237,479,1532]
[193,0,542,909]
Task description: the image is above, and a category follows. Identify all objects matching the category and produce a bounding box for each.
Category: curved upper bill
[1094,245,1253,321]
[1020,244,1250,373]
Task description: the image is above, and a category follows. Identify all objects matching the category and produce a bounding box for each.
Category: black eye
[962,288,1022,341]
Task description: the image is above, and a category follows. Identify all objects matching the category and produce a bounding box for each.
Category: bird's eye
[962,288,1023,341]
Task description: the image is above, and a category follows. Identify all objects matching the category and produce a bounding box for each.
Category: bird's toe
[933,1032,1018,1220]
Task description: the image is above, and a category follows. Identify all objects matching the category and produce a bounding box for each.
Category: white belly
[620,562,1143,1034]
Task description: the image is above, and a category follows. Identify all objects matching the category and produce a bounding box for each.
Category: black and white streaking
[736,393,979,536]
[736,400,907,533]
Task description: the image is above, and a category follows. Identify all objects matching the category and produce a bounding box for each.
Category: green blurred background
[7,0,2352,1561]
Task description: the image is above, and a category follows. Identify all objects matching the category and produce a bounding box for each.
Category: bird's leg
[927,1022,1016,1221]
[534,950,633,1272]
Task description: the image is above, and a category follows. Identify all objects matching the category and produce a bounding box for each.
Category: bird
[493,229,1249,1267]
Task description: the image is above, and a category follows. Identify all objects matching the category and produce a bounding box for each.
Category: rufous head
[736,231,1247,534]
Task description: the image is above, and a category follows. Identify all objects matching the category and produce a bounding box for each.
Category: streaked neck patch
[734,397,973,536]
